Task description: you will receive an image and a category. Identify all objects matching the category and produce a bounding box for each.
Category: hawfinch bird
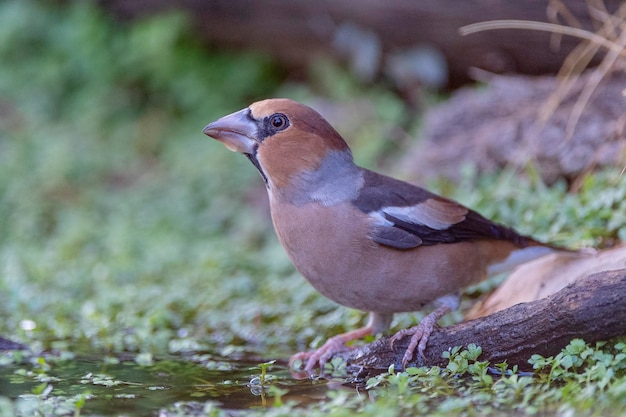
[203,98,559,373]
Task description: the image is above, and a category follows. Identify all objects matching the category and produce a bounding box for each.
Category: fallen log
[467,244,626,319]
[98,0,622,86]
[337,268,626,374]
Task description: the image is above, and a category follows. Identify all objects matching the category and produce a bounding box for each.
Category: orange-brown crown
[249,99,352,189]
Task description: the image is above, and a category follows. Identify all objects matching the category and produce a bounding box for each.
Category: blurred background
[0,0,624,367]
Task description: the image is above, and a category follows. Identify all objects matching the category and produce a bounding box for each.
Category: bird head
[203,99,354,192]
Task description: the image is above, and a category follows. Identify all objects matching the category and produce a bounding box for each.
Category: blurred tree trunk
[98,0,619,86]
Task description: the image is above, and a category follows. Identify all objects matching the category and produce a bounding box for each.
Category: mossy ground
[0,1,625,416]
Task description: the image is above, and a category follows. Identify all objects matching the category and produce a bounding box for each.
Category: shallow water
[0,353,341,415]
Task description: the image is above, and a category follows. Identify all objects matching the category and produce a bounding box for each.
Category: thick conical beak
[202,108,258,154]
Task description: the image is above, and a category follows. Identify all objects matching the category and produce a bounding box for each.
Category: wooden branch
[337,269,626,374]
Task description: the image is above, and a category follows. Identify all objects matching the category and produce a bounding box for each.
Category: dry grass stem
[460,2,625,146]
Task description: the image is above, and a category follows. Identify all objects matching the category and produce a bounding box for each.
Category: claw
[390,305,452,369]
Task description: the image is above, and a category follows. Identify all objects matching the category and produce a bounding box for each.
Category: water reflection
[0,353,352,415]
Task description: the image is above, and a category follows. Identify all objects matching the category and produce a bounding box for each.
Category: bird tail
[487,237,593,276]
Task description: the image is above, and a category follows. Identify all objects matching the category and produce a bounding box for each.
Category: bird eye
[269,113,289,131]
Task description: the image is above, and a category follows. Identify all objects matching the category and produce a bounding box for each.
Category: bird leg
[290,312,393,374]
[389,304,452,369]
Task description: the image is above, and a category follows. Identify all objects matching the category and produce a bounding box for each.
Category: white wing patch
[377,198,468,230]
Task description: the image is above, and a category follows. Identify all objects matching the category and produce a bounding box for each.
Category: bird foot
[289,324,376,375]
[389,323,430,369]
[289,334,354,375]
[389,306,450,369]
